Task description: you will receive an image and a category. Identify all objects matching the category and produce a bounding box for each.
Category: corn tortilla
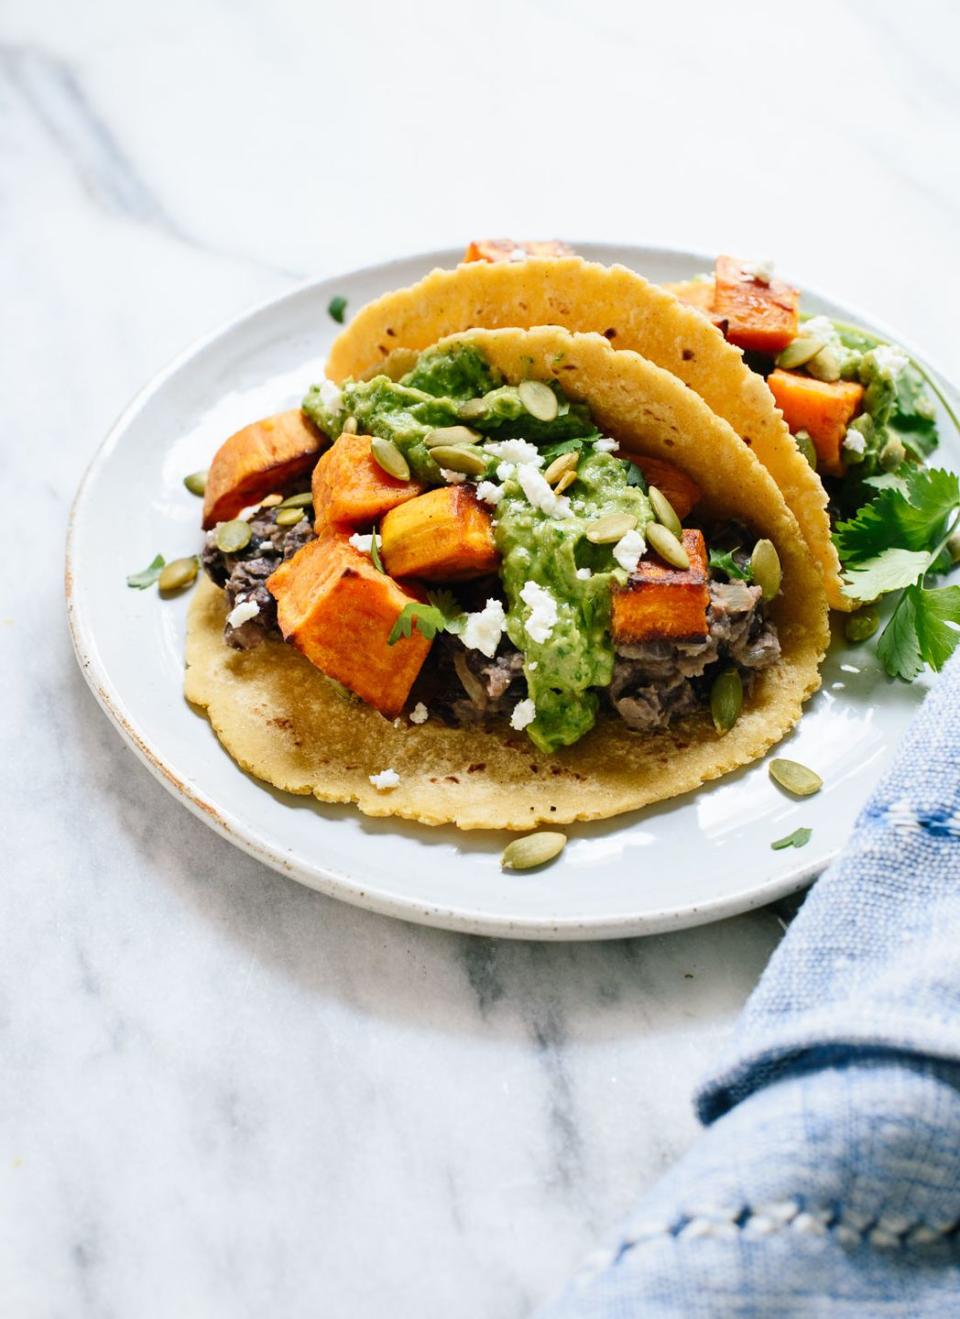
[326,257,847,609]
[185,328,828,832]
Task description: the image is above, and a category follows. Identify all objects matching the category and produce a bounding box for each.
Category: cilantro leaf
[863,471,910,496]
[327,295,347,324]
[127,554,165,588]
[771,827,812,851]
[426,589,466,635]
[835,467,960,564]
[709,547,753,582]
[877,584,960,680]
[621,459,648,491]
[841,548,934,602]
[387,602,446,645]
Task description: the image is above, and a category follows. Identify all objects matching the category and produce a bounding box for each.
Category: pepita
[518,379,559,422]
[183,470,207,496]
[648,485,682,537]
[424,425,481,449]
[260,493,284,508]
[586,512,637,544]
[543,451,579,486]
[500,831,567,871]
[554,469,577,495]
[458,398,488,421]
[948,530,960,565]
[795,430,817,471]
[215,519,252,554]
[769,758,822,797]
[275,506,306,527]
[158,556,199,593]
[806,344,842,383]
[776,337,824,370]
[371,436,410,481]
[278,490,314,508]
[844,607,880,643]
[341,415,359,434]
[750,539,782,600]
[710,668,742,734]
[428,445,489,476]
[879,437,906,471]
[646,522,690,569]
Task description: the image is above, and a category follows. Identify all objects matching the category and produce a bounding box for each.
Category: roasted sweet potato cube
[202,410,325,528]
[267,532,431,718]
[767,370,864,477]
[312,433,424,530]
[380,486,499,581]
[463,238,575,263]
[713,256,800,354]
[612,529,710,644]
[630,456,702,520]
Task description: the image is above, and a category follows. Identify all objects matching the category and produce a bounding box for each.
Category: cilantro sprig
[837,466,960,680]
[387,591,466,645]
[709,546,753,583]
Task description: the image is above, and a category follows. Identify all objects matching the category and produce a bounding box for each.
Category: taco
[324,254,843,608]
[185,327,827,831]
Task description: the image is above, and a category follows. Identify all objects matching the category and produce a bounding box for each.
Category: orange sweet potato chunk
[767,370,864,478]
[612,529,710,645]
[630,456,702,520]
[267,532,431,718]
[203,410,325,528]
[713,255,799,354]
[463,238,575,263]
[380,486,499,581]
[312,433,425,530]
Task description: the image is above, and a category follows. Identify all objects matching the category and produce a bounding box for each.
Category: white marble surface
[4,1,959,1314]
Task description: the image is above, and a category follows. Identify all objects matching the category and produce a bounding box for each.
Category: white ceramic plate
[67,244,960,939]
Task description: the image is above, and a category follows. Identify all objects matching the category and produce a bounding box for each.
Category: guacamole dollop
[303,345,655,752]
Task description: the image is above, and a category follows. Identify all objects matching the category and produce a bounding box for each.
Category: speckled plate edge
[65,243,960,939]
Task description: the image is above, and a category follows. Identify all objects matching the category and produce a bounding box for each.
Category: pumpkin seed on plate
[260,493,284,507]
[844,607,880,643]
[424,425,480,449]
[648,485,682,537]
[750,539,782,600]
[710,667,742,734]
[500,831,567,871]
[215,519,252,553]
[776,337,824,370]
[769,758,822,797]
[275,506,306,527]
[429,445,488,476]
[341,415,359,434]
[183,470,207,496]
[554,469,577,495]
[586,512,637,544]
[543,450,579,486]
[646,522,689,569]
[518,379,559,422]
[947,530,960,565]
[458,398,488,421]
[158,556,199,593]
[371,436,410,480]
[795,430,817,471]
[806,344,842,383]
[278,490,314,508]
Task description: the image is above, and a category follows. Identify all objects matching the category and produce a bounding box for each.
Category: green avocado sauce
[304,345,654,753]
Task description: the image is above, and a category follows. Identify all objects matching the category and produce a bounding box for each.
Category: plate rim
[65,242,957,940]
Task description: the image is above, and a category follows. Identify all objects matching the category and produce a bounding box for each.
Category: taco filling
[200,342,782,755]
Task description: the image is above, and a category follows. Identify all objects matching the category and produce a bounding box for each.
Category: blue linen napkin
[543,651,960,1317]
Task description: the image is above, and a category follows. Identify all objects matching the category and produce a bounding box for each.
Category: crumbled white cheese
[369,768,400,791]
[593,437,619,453]
[742,258,775,285]
[226,599,260,628]
[236,503,261,522]
[476,480,505,506]
[462,598,507,658]
[510,698,536,731]
[575,567,592,580]
[496,462,516,482]
[872,345,910,379]
[843,427,867,457]
[348,532,374,554]
[439,468,467,484]
[258,540,275,552]
[613,528,646,574]
[520,580,558,643]
[801,315,837,344]
[514,546,531,561]
[409,702,429,725]
[527,660,538,670]
[516,464,572,519]
[318,376,343,414]
[485,438,543,468]
[508,247,527,262]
